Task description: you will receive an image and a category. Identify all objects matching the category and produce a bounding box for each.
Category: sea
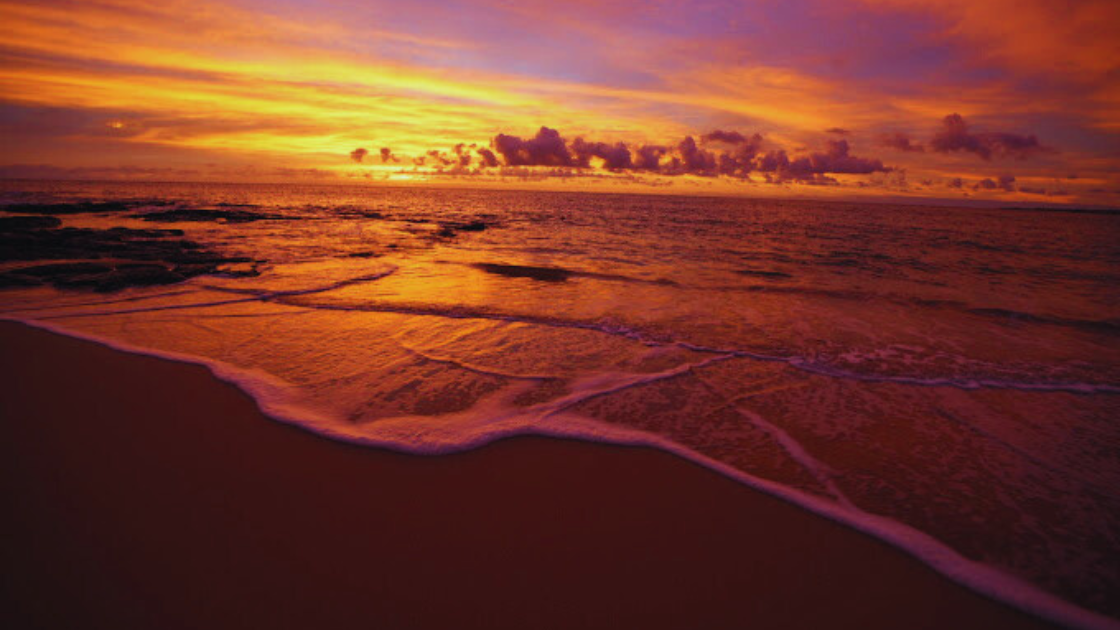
[2,180,1118,627]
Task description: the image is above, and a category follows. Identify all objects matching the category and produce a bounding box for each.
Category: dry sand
[0,321,1057,629]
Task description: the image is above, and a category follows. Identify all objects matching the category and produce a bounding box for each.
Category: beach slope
[0,321,1056,629]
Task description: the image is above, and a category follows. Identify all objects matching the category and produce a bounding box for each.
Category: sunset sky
[1,0,1117,205]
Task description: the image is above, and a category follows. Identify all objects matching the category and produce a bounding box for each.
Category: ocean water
[2,180,1118,626]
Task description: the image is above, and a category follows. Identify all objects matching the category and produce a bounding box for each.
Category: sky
[1,0,1118,205]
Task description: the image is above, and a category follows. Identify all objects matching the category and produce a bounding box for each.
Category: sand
[0,320,1057,629]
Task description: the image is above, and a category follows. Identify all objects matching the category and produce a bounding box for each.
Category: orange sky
[1,0,1117,205]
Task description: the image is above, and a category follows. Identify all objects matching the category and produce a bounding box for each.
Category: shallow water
[2,180,1118,623]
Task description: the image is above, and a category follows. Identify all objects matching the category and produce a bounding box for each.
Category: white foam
[727,404,854,508]
[7,316,1119,630]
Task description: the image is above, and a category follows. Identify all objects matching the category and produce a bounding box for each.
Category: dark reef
[0,218,259,292]
[139,208,285,223]
[473,263,572,282]
[738,268,793,279]
[1,201,141,215]
[437,220,489,237]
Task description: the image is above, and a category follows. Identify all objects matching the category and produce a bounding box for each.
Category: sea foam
[9,316,1117,630]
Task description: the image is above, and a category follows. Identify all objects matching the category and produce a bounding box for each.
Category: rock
[473,263,572,282]
[18,262,115,277]
[738,269,792,279]
[0,223,265,292]
[139,208,284,223]
[210,261,260,278]
[0,216,62,230]
[0,273,43,288]
[92,264,186,292]
[0,201,135,214]
[437,220,488,236]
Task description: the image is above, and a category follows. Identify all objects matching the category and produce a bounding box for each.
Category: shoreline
[0,320,1083,629]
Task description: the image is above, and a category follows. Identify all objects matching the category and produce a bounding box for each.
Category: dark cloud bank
[359,113,1052,190]
[491,127,889,183]
[370,126,893,184]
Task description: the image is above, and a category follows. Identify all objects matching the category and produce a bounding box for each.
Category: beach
[4,0,1119,624]
[0,320,1059,629]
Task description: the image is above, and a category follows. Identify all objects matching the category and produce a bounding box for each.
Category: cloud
[881,132,924,152]
[0,163,201,180]
[452,143,473,167]
[812,139,887,174]
[930,114,1051,160]
[571,137,634,170]
[427,149,454,166]
[856,0,1120,83]
[717,134,764,178]
[471,127,891,184]
[676,136,719,175]
[349,147,368,163]
[493,126,575,166]
[972,175,1015,191]
[476,147,499,168]
[702,130,751,145]
[751,139,889,182]
[825,127,851,136]
[379,147,398,163]
[632,145,668,171]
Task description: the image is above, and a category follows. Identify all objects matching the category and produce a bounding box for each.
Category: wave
[29,272,1118,395]
[7,316,1116,630]
[679,341,1120,395]
[708,284,1120,334]
[791,358,1120,394]
[273,295,662,344]
[0,288,199,315]
[967,307,1120,333]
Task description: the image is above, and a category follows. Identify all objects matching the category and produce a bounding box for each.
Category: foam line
[38,295,267,319]
[273,296,661,344]
[535,353,740,420]
[33,268,400,321]
[392,338,561,381]
[6,317,1116,630]
[733,406,854,507]
[691,374,850,504]
[0,288,199,314]
[201,265,399,298]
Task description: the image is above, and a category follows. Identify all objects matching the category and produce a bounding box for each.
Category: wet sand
[0,320,1057,629]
